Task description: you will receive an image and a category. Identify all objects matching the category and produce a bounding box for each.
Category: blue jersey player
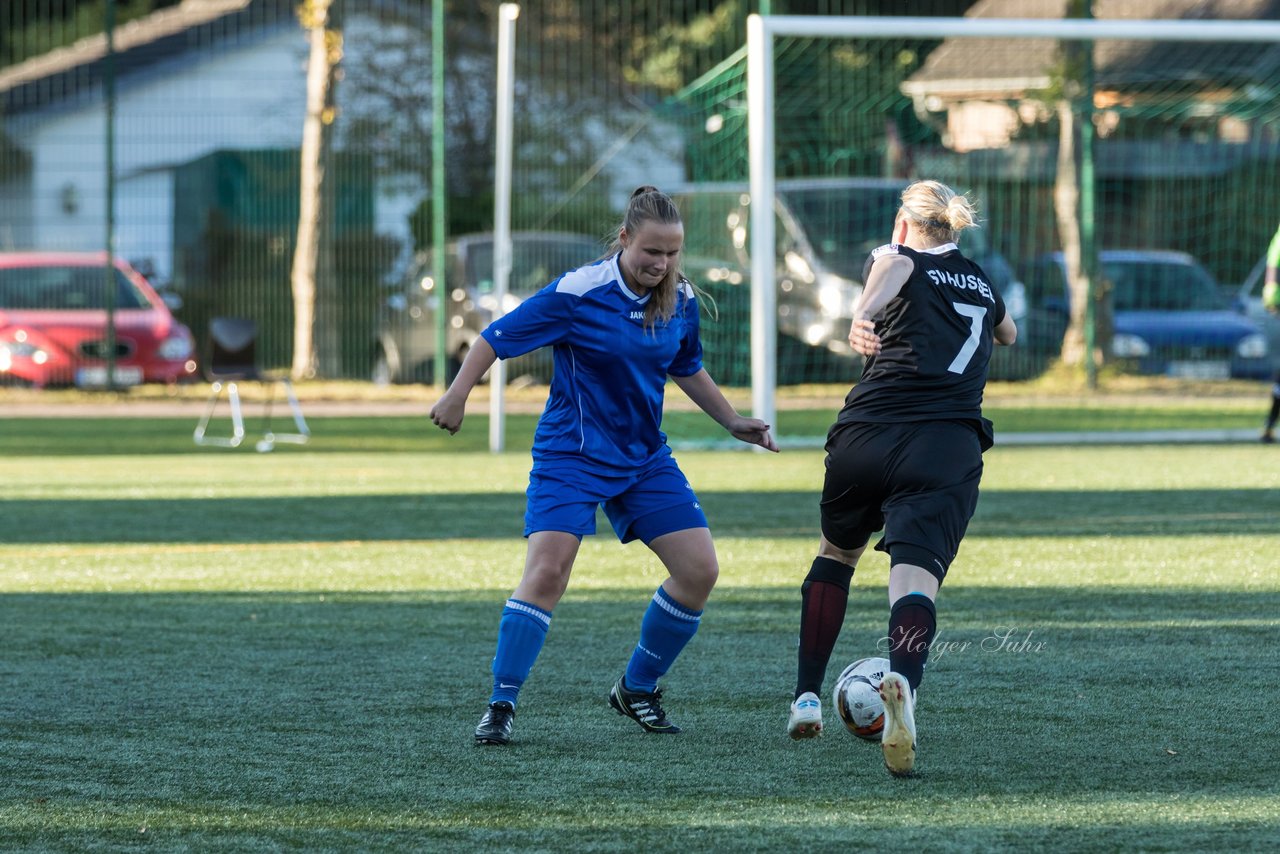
[784,181,1017,777]
[430,186,778,746]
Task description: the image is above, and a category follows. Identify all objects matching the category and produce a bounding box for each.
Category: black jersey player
[785,180,1017,777]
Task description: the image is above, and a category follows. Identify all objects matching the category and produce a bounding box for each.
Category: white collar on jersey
[611,253,652,303]
[919,242,959,255]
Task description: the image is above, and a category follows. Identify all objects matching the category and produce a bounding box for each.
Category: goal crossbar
[759,15,1280,42]
[746,14,1280,436]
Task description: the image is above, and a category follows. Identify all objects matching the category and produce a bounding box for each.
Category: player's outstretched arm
[671,369,779,452]
[428,336,498,435]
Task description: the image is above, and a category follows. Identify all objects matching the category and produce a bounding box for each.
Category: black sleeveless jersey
[835,242,1006,445]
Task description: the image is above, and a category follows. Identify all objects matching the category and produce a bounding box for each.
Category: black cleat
[474,701,515,745]
[608,677,682,734]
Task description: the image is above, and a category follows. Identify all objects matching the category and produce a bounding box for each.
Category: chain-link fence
[2,0,1279,396]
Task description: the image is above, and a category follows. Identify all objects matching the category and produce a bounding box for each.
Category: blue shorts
[524,454,708,544]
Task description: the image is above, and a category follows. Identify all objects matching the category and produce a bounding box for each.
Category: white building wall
[0,174,34,250]
[1,11,688,279]
[5,27,308,278]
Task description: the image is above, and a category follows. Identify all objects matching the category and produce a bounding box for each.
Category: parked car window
[1104,259,1225,312]
[1026,250,1269,379]
[0,266,151,311]
[780,186,901,280]
[374,232,601,385]
[777,183,1017,307]
[465,237,603,297]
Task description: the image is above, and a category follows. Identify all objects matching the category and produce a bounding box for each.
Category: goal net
[665,8,1280,447]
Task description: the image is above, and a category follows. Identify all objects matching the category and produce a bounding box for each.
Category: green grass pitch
[1,416,1278,851]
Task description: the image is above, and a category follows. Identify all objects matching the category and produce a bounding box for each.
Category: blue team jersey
[480,253,704,473]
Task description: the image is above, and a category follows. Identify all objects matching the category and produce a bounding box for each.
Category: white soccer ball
[833,656,889,740]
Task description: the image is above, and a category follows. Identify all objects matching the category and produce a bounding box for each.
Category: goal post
[490,2,519,453]
[746,13,1280,439]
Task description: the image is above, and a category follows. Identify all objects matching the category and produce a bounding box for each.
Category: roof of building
[903,0,1280,100]
[0,0,294,115]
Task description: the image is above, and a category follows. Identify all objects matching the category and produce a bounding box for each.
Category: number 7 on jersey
[947,302,987,374]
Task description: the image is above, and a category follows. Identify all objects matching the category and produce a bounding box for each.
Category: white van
[671,177,1027,365]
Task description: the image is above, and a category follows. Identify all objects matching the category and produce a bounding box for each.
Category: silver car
[373,231,603,384]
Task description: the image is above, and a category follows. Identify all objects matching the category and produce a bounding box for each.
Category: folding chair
[193,317,309,452]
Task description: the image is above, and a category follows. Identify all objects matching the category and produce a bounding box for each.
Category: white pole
[746,13,776,440]
[759,15,1280,41]
[490,3,519,453]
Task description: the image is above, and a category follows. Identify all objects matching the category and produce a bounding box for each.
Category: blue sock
[490,598,552,707]
[623,587,703,693]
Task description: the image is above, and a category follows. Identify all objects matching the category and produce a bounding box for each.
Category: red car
[0,252,197,387]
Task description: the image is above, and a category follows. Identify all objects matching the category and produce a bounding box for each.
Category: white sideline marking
[671,428,1262,451]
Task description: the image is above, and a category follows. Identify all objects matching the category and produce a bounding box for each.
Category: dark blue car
[1029,250,1270,379]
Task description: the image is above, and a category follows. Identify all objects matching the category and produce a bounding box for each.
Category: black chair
[193,317,309,451]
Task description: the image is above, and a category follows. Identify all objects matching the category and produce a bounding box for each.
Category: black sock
[795,556,854,699]
[1267,386,1280,431]
[887,593,937,693]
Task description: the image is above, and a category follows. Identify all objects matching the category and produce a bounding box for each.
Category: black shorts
[819,419,984,582]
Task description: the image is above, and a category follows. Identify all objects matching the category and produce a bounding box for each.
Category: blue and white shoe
[878,673,917,776]
[787,691,823,739]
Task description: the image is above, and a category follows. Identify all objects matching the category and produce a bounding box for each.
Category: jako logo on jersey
[924,268,994,302]
[629,310,645,320]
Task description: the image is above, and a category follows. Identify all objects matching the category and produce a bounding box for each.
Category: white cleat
[788,691,824,739]
[878,673,917,777]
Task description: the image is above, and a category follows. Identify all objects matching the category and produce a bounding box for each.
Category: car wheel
[372,349,393,386]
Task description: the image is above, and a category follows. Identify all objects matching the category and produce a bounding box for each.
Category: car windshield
[779,185,1001,284]
[1104,259,1225,311]
[779,187,902,279]
[467,238,602,296]
[0,265,152,310]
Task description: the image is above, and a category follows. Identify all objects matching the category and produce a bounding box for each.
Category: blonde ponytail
[899,180,979,241]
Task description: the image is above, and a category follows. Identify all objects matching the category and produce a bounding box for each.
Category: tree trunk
[1054,100,1089,370]
[291,0,341,380]
[1054,0,1110,380]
